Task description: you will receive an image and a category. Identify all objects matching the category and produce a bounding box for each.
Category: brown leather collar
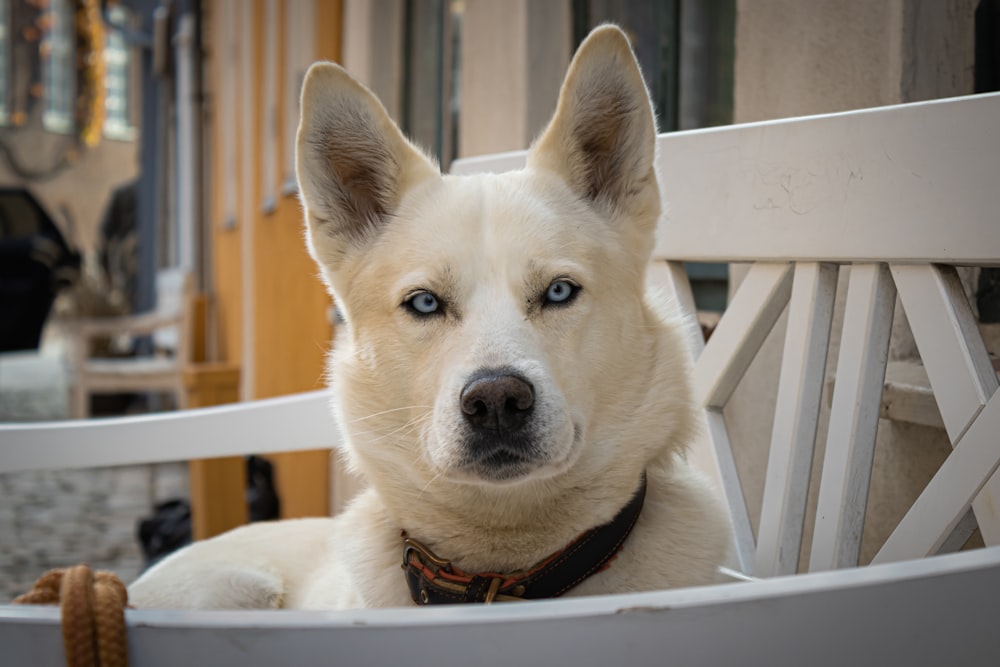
[402,474,647,605]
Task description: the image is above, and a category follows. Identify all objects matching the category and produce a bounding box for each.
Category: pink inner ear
[527,27,656,213]
[298,64,441,245]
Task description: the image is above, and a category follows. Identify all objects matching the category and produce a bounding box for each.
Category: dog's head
[296,26,693,502]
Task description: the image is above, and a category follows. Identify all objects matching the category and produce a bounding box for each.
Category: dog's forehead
[397,170,609,256]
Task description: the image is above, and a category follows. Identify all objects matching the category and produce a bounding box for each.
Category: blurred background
[1,0,998,599]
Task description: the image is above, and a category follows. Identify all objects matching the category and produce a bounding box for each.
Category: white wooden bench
[2,92,999,665]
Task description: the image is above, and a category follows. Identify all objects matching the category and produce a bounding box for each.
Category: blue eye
[406,291,440,315]
[544,280,578,305]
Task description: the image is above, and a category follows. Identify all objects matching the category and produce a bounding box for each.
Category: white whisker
[348,405,434,424]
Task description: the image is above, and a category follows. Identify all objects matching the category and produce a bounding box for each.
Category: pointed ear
[296,62,440,262]
[527,25,658,216]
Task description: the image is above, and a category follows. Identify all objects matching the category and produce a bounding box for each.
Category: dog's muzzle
[458,369,541,475]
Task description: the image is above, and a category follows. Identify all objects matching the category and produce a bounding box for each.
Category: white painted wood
[874,393,1000,564]
[449,149,531,175]
[3,547,999,667]
[451,94,1000,265]
[880,360,946,430]
[891,264,1000,544]
[937,509,980,555]
[645,261,753,572]
[755,263,838,577]
[646,263,720,460]
[0,391,337,473]
[809,264,896,572]
[70,270,193,418]
[652,93,1000,265]
[891,265,999,442]
[705,408,755,574]
[693,262,793,408]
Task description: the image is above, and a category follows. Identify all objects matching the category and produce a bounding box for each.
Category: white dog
[128,25,730,610]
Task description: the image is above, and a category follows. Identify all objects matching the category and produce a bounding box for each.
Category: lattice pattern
[654,261,1000,578]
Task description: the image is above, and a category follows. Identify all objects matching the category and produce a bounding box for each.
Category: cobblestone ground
[0,342,188,601]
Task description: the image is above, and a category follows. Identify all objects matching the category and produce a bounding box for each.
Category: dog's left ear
[528,25,658,217]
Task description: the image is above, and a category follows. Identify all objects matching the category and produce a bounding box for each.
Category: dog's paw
[129,562,285,610]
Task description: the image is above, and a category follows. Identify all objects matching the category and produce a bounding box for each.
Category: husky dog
[128,25,730,610]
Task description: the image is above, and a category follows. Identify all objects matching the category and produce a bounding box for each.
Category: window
[103,4,133,138]
[0,0,9,124]
[43,0,75,133]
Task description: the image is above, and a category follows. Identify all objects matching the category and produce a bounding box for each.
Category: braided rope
[13,565,129,667]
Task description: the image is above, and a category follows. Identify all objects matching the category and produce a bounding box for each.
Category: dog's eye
[544,279,580,306]
[405,291,441,316]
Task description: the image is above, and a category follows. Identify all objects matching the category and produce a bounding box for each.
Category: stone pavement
[0,326,188,601]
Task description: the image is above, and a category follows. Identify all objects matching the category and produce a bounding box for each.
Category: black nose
[460,371,535,433]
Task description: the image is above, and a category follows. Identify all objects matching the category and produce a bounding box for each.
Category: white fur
[128,25,731,611]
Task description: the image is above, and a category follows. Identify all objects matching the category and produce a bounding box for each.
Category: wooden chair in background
[69,268,194,419]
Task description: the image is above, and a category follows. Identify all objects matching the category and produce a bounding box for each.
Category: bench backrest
[453,91,1000,578]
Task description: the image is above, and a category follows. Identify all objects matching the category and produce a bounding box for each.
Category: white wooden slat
[890,263,1000,544]
[0,391,337,473]
[646,261,752,573]
[449,149,531,175]
[755,263,838,577]
[873,392,1000,564]
[653,93,1000,264]
[450,94,1000,265]
[891,265,999,442]
[936,509,979,555]
[646,262,717,451]
[809,264,896,572]
[4,547,1000,667]
[705,408,755,574]
[693,263,793,408]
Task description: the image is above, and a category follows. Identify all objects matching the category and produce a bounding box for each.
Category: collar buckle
[402,534,452,570]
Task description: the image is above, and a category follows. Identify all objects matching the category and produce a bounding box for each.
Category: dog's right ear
[296,63,440,264]
[527,25,658,221]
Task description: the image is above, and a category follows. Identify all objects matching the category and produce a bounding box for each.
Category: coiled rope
[13,565,129,667]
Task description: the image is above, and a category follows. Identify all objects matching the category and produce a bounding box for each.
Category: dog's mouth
[458,434,537,483]
[467,448,533,482]
[454,423,582,485]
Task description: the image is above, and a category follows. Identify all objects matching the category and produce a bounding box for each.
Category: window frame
[42,0,76,135]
